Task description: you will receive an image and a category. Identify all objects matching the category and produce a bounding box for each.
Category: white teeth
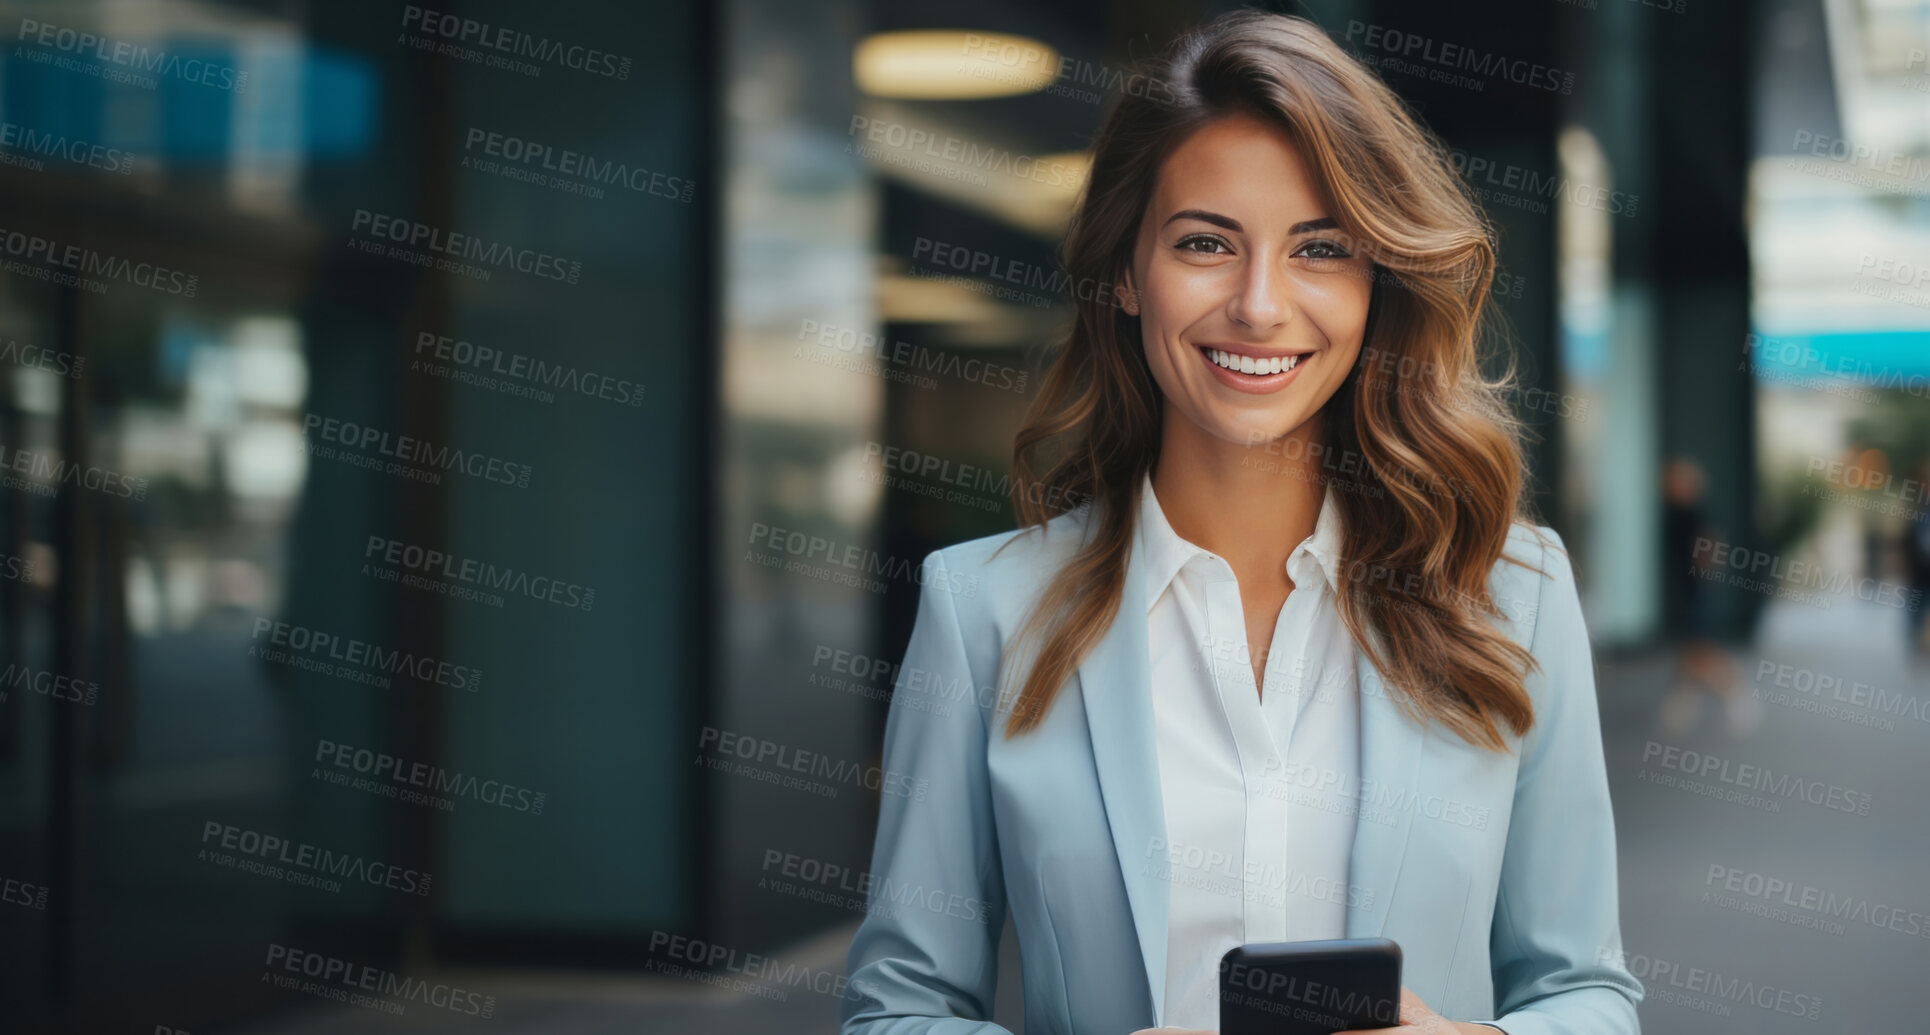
[1206,349,1303,375]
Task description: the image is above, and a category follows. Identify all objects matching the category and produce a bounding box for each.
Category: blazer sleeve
[841,548,1015,1035]
[1472,528,1646,1035]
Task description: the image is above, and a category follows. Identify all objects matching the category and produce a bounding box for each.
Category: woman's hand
[1332,986,1492,1034]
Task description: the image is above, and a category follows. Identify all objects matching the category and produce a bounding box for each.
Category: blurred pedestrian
[1658,458,1754,737]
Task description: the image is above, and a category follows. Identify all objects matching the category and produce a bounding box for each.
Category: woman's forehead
[1147,114,1337,231]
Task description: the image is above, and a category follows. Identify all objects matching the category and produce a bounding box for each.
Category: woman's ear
[1117,268,1140,315]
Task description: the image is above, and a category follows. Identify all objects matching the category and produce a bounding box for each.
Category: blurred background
[0,0,1923,1032]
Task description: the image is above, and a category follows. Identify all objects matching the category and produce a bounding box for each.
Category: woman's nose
[1227,258,1292,332]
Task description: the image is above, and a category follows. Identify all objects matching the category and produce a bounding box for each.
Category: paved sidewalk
[1600,598,1926,1035]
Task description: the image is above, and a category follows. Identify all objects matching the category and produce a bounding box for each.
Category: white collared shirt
[1136,471,1362,1030]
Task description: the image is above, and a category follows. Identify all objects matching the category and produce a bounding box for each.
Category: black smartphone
[1218,938,1403,1035]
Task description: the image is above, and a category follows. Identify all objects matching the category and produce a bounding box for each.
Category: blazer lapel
[1345,652,1426,938]
[1077,541,1169,1023]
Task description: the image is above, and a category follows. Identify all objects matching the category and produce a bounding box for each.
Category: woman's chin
[1161,382,1325,454]
[1207,411,1316,451]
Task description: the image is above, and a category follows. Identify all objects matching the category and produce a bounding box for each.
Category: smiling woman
[842,10,1643,1035]
[1003,12,1539,755]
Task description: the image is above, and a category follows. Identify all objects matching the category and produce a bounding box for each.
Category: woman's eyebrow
[1162,209,1338,235]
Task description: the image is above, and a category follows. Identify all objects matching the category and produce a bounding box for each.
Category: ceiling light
[854,30,1059,99]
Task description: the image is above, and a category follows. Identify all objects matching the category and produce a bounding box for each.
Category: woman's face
[1126,110,1374,450]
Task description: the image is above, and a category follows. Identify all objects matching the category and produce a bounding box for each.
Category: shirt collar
[1133,470,1346,615]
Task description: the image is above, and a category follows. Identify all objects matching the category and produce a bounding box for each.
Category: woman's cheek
[1295,264,1371,305]
[1152,263,1221,315]
[1297,270,1372,344]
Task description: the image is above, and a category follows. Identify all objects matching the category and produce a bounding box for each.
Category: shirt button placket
[1204,567,1288,941]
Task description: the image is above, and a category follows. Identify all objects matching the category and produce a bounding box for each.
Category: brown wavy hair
[995,10,1548,750]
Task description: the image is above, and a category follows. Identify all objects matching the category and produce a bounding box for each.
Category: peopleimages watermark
[696,726,929,801]
[313,738,547,816]
[0,336,85,379]
[411,329,644,408]
[1441,146,1636,217]
[250,618,483,692]
[1491,268,1528,300]
[759,847,993,925]
[15,18,248,92]
[900,262,1058,312]
[0,444,148,500]
[0,119,137,175]
[1236,421,1548,524]
[847,115,1086,190]
[646,930,857,1005]
[861,441,1088,517]
[1803,454,1929,521]
[1690,537,1921,611]
[1752,659,1926,734]
[2,874,48,910]
[461,127,693,203]
[809,643,1025,720]
[397,5,631,81]
[0,552,36,584]
[302,412,533,489]
[1739,332,1901,402]
[1599,947,1821,1021]
[1344,21,1574,94]
[1902,47,1930,93]
[1219,956,1398,1028]
[955,33,1178,108]
[0,662,98,706]
[1330,554,1539,630]
[1852,253,1930,309]
[745,522,980,598]
[1704,862,1929,940]
[347,209,583,285]
[1787,130,1930,197]
[1145,835,1380,912]
[1358,345,1591,424]
[0,226,198,296]
[199,820,434,897]
[1254,757,1494,830]
[362,534,596,612]
[1185,640,1354,704]
[908,236,1129,310]
[796,318,1029,394]
[1238,430,1389,503]
[1636,740,1874,817]
[263,942,494,1018]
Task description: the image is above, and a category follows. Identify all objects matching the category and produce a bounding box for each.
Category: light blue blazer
[842,507,1644,1035]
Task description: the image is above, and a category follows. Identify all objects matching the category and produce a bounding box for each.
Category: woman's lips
[1196,344,1313,395]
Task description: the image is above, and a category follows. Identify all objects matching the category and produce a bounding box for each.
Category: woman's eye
[1175,235,1230,255]
[1296,239,1353,261]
